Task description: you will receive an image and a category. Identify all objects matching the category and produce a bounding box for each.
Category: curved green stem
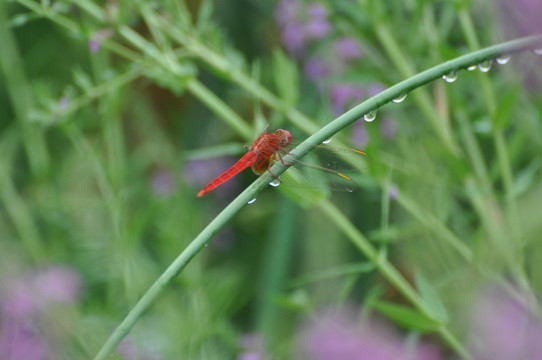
[93,34,542,359]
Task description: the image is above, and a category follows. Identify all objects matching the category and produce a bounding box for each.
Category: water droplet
[533,48,542,55]
[322,137,333,144]
[478,59,493,72]
[363,109,377,122]
[467,65,476,71]
[442,71,458,83]
[247,198,257,204]
[345,188,354,193]
[496,54,511,64]
[269,178,281,187]
[392,94,407,103]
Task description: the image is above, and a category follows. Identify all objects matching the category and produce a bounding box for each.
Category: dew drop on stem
[363,109,377,122]
[442,71,458,83]
[496,54,511,64]
[322,137,333,144]
[247,198,257,204]
[478,59,493,72]
[269,178,281,187]
[467,65,476,71]
[392,94,407,103]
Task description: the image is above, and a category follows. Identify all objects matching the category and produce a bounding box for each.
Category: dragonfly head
[275,129,292,146]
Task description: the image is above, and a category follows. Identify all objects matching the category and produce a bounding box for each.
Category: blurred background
[1,0,542,359]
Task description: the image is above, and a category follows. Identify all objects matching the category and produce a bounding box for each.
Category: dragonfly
[196,126,367,197]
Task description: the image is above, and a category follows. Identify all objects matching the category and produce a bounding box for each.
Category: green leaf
[414,271,449,323]
[493,84,521,130]
[144,64,196,95]
[271,289,311,311]
[196,0,214,32]
[272,49,299,106]
[288,262,375,288]
[372,301,440,333]
[512,159,541,197]
[72,67,94,93]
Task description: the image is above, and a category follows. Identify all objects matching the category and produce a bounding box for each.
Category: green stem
[92,34,542,359]
[0,0,49,176]
[118,25,253,140]
[186,80,253,140]
[0,128,45,262]
[94,173,267,360]
[458,10,527,285]
[255,198,297,345]
[35,68,142,125]
[374,22,459,155]
[156,8,541,146]
[396,193,473,262]
[317,200,471,358]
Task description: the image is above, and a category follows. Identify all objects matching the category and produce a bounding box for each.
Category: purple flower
[34,266,81,304]
[496,1,542,91]
[303,17,332,40]
[380,117,397,139]
[497,0,542,36]
[150,168,176,197]
[303,57,331,81]
[1,265,81,320]
[0,321,50,360]
[89,29,113,54]
[1,280,40,320]
[351,121,369,148]
[306,3,328,18]
[468,285,542,360]
[237,333,266,360]
[367,82,387,98]
[58,96,69,112]
[304,3,332,40]
[281,22,307,56]
[388,184,399,201]
[296,307,442,360]
[0,265,81,359]
[334,37,363,61]
[274,0,300,28]
[275,1,333,56]
[117,336,162,360]
[329,83,364,115]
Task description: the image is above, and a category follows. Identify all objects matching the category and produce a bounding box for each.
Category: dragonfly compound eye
[275,129,292,145]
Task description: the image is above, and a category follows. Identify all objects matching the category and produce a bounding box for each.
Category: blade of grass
[458,10,528,289]
[317,199,470,359]
[0,0,49,176]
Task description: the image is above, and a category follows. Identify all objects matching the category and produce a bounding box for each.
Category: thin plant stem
[458,10,528,288]
[92,34,542,359]
[317,200,471,359]
[0,0,49,176]
[374,22,459,155]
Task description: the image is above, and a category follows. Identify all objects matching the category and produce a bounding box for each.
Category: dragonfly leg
[277,151,295,166]
[266,152,291,180]
[267,168,281,181]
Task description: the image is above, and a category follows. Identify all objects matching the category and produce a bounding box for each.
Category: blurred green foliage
[1,0,541,359]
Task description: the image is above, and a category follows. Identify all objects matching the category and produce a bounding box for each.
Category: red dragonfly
[197,126,367,197]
